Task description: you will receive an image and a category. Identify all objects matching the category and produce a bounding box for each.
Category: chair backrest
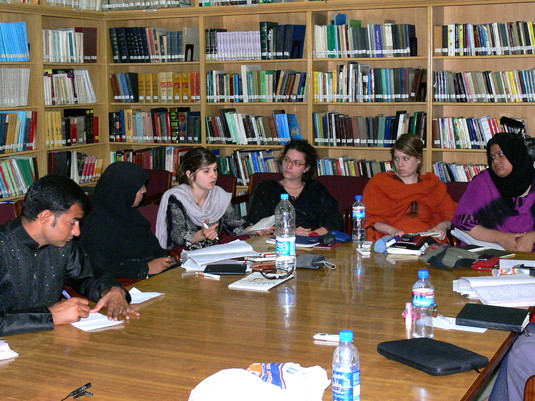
[0,202,16,225]
[141,169,172,206]
[525,375,535,401]
[317,175,370,214]
[216,174,237,195]
[137,204,159,234]
[446,181,469,203]
[247,172,283,196]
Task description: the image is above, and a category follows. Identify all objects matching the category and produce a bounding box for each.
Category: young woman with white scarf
[156,147,257,250]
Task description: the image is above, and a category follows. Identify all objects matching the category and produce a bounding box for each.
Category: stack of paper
[454,274,535,307]
[0,339,18,361]
[451,228,505,250]
[181,240,258,271]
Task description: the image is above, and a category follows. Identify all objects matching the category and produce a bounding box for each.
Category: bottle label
[352,206,365,219]
[412,288,435,307]
[332,369,361,401]
[276,237,296,257]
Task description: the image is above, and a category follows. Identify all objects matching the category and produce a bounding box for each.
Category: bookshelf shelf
[0,0,533,199]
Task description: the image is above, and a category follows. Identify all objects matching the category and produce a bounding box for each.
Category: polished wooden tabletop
[0,237,519,401]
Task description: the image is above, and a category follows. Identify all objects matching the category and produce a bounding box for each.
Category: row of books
[48,151,103,184]
[431,115,509,149]
[433,69,535,103]
[0,68,30,108]
[0,111,36,154]
[102,0,192,11]
[313,65,427,103]
[46,0,101,10]
[218,149,280,185]
[45,109,100,149]
[312,111,426,147]
[205,23,305,61]
[314,20,417,59]
[206,109,302,146]
[317,157,394,178]
[109,26,199,63]
[433,162,488,184]
[110,72,201,104]
[43,27,97,63]
[43,69,97,106]
[109,108,201,144]
[207,69,308,103]
[111,146,192,181]
[0,22,30,62]
[436,21,535,57]
[0,156,37,198]
[200,0,291,5]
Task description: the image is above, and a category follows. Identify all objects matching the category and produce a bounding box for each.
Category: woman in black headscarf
[452,132,535,251]
[80,162,175,279]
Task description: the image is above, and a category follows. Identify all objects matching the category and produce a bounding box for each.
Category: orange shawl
[363,172,457,241]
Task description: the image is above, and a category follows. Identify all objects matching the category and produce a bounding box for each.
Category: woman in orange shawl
[363,134,457,241]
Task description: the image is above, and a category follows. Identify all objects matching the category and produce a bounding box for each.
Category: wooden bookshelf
[0,0,534,198]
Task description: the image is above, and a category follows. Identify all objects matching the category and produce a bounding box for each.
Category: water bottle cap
[355,195,362,201]
[339,329,354,342]
[418,269,429,279]
[281,194,289,200]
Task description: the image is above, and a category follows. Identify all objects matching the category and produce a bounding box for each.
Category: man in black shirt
[0,175,138,336]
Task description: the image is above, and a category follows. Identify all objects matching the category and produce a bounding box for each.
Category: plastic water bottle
[352,195,366,246]
[275,193,296,274]
[412,269,435,338]
[332,329,360,401]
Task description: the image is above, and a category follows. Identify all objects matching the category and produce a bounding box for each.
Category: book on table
[456,303,530,332]
[228,272,294,292]
[386,235,437,255]
[455,274,535,307]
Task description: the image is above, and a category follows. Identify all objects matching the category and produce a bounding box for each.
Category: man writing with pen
[0,175,138,337]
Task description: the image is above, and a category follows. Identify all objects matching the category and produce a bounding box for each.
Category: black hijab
[83,162,155,258]
[486,132,534,207]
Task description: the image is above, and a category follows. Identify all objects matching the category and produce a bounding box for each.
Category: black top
[0,217,125,336]
[81,162,168,278]
[247,179,344,232]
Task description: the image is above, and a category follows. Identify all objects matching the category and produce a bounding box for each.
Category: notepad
[455,275,535,307]
[239,215,275,235]
[181,240,259,271]
[71,313,124,332]
[228,272,294,292]
[456,303,530,332]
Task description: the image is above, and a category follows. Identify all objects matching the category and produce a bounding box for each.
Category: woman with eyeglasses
[453,132,535,252]
[247,139,344,236]
[156,147,264,250]
[363,134,457,241]
[80,161,174,279]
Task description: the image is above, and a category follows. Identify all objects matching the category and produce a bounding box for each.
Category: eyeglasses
[282,156,306,168]
[252,261,295,280]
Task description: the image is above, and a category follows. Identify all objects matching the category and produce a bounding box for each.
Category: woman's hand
[296,227,312,236]
[496,231,526,251]
[193,219,219,243]
[148,256,176,275]
[515,232,535,252]
[429,221,451,241]
[374,222,404,238]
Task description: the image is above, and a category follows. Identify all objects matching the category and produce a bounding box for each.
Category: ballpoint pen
[203,221,219,241]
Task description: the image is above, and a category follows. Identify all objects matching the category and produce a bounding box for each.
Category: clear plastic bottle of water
[332,329,360,401]
[412,269,435,338]
[352,195,366,246]
[275,193,296,274]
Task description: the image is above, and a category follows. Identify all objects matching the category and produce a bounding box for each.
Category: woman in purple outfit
[452,132,535,252]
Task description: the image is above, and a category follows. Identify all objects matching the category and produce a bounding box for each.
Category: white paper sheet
[129,287,165,304]
[71,313,124,332]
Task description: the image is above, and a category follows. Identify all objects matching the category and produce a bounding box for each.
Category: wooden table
[0,238,517,400]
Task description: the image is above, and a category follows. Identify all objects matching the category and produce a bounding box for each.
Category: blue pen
[62,290,71,299]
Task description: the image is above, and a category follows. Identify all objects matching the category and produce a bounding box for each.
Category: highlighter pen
[203,221,219,241]
[62,290,72,299]
[195,272,221,280]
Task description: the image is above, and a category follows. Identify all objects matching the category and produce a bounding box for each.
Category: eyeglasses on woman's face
[282,156,306,168]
